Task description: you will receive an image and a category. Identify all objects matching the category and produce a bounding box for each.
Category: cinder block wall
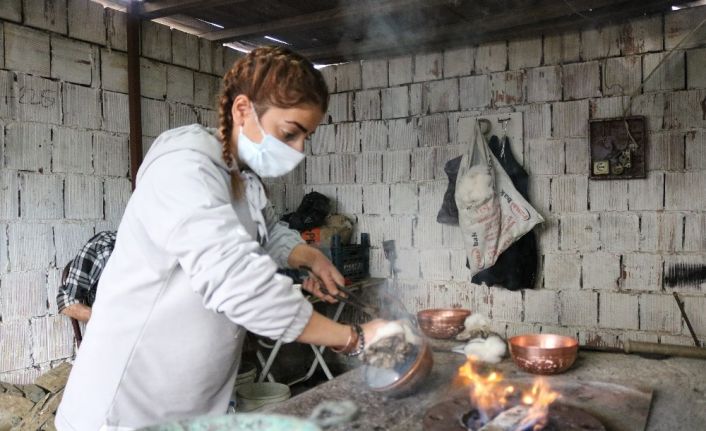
[0,0,230,383]
[285,7,706,349]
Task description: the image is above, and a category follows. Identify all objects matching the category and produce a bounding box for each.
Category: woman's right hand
[360,319,389,348]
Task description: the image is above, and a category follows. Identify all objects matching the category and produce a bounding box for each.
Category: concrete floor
[267,341,706,430]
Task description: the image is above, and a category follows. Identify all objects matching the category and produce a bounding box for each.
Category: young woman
[56,47,385,431]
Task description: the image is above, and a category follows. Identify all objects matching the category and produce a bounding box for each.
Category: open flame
[458,359,559,430]
[516,379,559,430]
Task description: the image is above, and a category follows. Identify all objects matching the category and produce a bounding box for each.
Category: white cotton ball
[464,314,490,332]
[455,313,491,341]
[368,321,405,346]
[451,344,467,355]
[367,320,420,346]
[456,166,493,207]
[463,335,507,364]
[401,321,422,345]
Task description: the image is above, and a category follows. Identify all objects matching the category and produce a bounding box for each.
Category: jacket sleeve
[262,203,305,269]
[137,152,312,342]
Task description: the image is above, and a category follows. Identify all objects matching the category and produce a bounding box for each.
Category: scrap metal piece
[672,292,702,347]
[624,340,706,359]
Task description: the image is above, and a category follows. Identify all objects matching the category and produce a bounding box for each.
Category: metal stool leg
[287,344,332,386]
[287,301,346,386]
[312,344,334,379]
[330,301,346,324]
[257,338,284,383]
[255,349,277,383]
[256,299,351,386]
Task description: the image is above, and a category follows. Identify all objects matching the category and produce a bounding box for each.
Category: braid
[217,46,329,198]
[218,68,244,198]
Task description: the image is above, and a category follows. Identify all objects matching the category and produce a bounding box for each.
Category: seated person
[56,231,116,322]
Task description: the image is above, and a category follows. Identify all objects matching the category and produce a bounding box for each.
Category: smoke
[335,1,444,61]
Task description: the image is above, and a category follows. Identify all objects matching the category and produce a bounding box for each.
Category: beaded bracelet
[346,324,365,357]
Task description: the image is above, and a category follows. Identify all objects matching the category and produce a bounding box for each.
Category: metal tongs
[299,265,379,317]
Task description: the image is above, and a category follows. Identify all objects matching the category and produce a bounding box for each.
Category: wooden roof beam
[137,0,239,20]
[200,0,452,43]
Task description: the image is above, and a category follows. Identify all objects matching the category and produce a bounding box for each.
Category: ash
[365,333,418,370]
[462,406,588,431]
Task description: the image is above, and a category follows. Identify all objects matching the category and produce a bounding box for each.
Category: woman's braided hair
[218,46,329,198]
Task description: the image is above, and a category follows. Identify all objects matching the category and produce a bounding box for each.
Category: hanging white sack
[454,120,544,276]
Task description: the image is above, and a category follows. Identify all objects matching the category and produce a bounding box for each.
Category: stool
[255,278,381,386]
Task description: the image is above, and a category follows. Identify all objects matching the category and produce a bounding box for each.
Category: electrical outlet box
[589,116,647,180]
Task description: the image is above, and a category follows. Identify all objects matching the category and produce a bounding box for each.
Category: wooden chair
[61,262,83,349]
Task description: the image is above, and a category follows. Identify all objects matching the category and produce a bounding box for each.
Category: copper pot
[508,334,578,375]
[365,340,434,397]
[417,308,471,339]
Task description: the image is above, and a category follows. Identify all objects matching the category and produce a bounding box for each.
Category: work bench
[265,340,706,430]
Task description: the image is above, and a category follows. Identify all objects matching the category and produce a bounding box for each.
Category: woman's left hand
[306,255,345,303]
[302,276,336,303]
[289,244,345,303]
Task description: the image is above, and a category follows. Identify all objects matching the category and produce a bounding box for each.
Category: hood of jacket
[137,124,228,184]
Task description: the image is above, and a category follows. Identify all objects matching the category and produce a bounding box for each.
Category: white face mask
[236,105,305,178]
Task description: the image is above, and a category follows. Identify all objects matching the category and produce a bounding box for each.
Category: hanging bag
[455,120,544,276]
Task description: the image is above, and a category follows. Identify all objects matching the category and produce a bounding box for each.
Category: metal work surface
[266,341,706,431]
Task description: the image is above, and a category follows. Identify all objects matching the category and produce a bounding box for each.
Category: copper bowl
[417,308,472,339]
[365,340,434,397]
[509,334,579,375]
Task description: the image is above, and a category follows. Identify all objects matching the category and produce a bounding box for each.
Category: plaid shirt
[56,231,117,313]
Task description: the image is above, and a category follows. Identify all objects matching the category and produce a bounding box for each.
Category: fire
[517,379,559,430]
[458,359,560,430]
[458,361,514,422]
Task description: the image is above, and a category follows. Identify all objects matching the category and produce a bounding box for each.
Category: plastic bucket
[235,361,257,387]
[235,382,291,412]
[229,361,259,412]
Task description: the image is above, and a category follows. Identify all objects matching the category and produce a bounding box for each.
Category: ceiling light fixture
[224,43,252,54]
[264,35,290,45]
[196,18,224,29]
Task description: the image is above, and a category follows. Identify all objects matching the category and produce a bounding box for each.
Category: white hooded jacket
[56,124,311,430]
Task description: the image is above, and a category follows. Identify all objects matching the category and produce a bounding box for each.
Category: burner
[423,395,605,431]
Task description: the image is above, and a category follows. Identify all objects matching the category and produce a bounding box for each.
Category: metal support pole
[127,2,143,190]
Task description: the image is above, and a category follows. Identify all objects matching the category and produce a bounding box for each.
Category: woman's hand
[302,275,338,303]
[308,253,345,300]
[360,319,388,346]
[289,244,345,302]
